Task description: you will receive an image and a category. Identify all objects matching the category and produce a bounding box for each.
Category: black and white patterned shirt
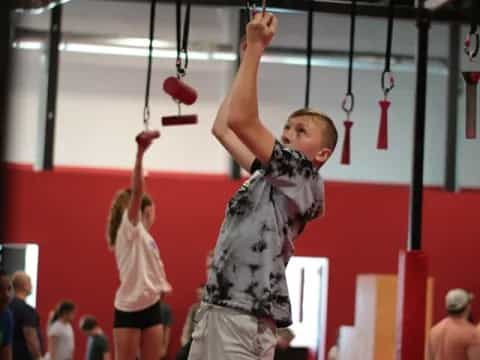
[204,141,325,327]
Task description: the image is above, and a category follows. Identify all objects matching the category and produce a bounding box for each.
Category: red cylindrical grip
[377,99,391,150]
[135,130,160,146]
[163,77,198,105]
[341,120,353,165]
[161,114,198,126]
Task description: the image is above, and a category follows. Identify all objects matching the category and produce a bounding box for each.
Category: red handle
[163,77,198,105]
[341,120,353,165]
[377,99,391,150]
[161,114,198,126]
[135,130,160,146]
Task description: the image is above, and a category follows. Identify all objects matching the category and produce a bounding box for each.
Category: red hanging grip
[462,72,480,139]
[341,120,353,165]
[163,76,198,105]
[161,114,198,126]
[377,99,391,150]
[135,130,160,147]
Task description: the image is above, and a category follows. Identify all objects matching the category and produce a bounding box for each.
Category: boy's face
[281,115,332,166]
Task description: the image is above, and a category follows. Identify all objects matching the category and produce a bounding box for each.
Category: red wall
[3,164,480,359]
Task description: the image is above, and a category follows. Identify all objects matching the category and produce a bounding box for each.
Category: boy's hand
[136,130,160,153]
[246,12,278,52]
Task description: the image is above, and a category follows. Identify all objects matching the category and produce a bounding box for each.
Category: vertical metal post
[229,8,249,180]
[408,0,430,251]
[444,21,460,192]
[0,3,12,240]
[42,5,62,170]
[305,1,313,108]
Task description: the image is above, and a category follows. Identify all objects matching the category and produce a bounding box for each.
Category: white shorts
[187,303,277,360]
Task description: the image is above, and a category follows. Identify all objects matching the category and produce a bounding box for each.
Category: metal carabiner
[143,106,150,131]
[381,70,395,98]
[342,92,355,118]
[464,31,479,61]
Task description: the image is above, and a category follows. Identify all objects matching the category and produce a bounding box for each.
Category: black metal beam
[229,8,248,180]
[0,3,13,243]
[408,0,430,251]
[95,0,471,23]
[42,5,62,170]
[444,20,460,192]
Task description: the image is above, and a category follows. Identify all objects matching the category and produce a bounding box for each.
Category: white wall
[6,0,480,187]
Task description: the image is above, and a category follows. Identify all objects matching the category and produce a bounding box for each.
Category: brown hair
[288,108,338,152]
[49,300,76,325]
[106,188,153,248]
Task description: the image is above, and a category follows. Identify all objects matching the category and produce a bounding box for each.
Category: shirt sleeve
[47,322,60,337]
[22,307,37,328]
[264,140,324,219]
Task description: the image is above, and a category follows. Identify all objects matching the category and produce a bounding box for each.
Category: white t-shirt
[114,210,172,311]
[47,321,74,360]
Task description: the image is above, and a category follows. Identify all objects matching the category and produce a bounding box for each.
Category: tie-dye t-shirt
[204,141,325,327]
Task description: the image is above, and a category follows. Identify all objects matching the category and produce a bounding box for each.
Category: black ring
[381,70,395,95]
[464,32,479,59]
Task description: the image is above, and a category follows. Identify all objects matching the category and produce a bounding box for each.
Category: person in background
[9,271,43,360]
[46,301,76,360]
[79,315,110,360]
[428,289,480,360]
[0,270,13,360]
[159,298,173,360]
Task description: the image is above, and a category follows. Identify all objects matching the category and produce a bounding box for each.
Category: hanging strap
[464,0,479,60]
[246,0,252,21]
[143,0,157,130]
[176,0,191,77]
[381,0,395,97]
[304,0,314,108]
[342,0,356,117]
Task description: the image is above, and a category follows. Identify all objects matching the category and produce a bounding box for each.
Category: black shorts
[114,301,162,329]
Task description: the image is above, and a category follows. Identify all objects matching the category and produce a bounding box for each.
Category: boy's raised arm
[228,12,278,166]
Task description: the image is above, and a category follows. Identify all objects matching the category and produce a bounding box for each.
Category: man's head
[445,288,474,317]
[281,108,337,168]
[12,271,32,297]
[79,315,98,335]
[0,270,12,311]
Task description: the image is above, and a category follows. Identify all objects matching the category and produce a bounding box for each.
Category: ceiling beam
[94,0,471,22]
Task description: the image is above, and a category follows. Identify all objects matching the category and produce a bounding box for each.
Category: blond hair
[288,108,338,152]
[106,188,153,248]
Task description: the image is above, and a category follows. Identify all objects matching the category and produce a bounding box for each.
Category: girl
[47,301,76,360]
[107,131,172,360]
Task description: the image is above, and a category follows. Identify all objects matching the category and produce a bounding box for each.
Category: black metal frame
[408,0,430,251]
[445,21,460,192]
[42,5,62,170]
[96,0,472,23]
[0,3,12,241]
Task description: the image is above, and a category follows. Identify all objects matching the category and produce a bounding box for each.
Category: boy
[79,315,110,360]
[188,12,337,360]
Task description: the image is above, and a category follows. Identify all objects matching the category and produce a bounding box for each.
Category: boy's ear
[314,147,332,164]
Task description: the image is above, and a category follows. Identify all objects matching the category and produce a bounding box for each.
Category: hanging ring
[342,93,355,116]
[381,70,395,97]
[464,31,479,60]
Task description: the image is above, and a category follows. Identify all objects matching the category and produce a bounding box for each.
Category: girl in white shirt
[46,301,76,360]
[107,130,172,360]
